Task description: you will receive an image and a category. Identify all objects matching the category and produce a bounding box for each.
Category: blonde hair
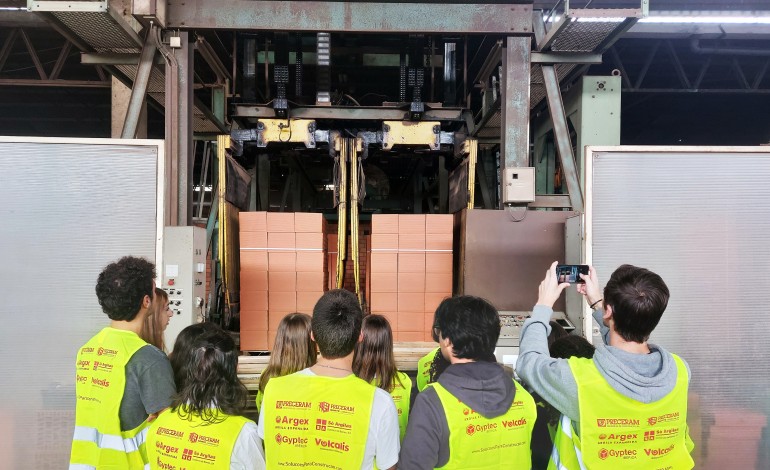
[141,287,169,351]
[258,313,316,393]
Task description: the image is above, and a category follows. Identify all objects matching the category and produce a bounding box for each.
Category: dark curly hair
[95,256,156,321]
[172,323,248,422]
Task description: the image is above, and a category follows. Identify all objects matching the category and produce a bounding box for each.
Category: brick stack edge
[239,212,327,350]
[370,214,453,343]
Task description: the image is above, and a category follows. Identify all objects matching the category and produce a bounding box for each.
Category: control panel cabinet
[162,226,207,347]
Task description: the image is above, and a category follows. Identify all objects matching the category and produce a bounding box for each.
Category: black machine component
[273,33,290,118]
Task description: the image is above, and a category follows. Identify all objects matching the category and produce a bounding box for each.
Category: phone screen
[556,264,589,284]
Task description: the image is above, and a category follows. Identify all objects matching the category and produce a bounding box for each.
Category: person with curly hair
[70,256,176,469]
[147,323,265,469]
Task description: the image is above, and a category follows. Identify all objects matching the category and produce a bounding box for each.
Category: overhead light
[639,15,770,25]
[0,6,27,10]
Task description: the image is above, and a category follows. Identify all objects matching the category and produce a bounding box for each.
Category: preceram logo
[97,347,118,357]
[645,444,675,458]
[598,448,637,460]
[597,418,640,428]
[318,401,355,414]
[275,400,312,410]
[81,347,95,354]
[648,412,680,426]
[157,427,184,438]
[188,432,220,446]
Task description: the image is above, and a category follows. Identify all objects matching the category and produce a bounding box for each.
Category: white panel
[0,138,163,468]
[587,147,770,469]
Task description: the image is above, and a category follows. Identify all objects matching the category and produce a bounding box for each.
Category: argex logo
[598,432,638,443]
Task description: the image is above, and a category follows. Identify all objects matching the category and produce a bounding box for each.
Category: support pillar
[499,36,531,209]
[165,31,194,226]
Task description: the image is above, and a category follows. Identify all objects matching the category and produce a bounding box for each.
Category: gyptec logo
[466,423,498,436]
[598,448,637,460]
[274,434,308,446]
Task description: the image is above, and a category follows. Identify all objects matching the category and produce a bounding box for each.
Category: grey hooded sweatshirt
[399,361,516,469]
[516,305,691,429]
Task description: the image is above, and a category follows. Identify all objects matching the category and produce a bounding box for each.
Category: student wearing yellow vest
[400,296,537,469]
[70,256,176,469]
[258,289,400,470]
[147,323,265,469]
[353,314,413,441]
[517,262,694,470]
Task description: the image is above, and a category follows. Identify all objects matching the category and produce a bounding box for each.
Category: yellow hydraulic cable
[466,138,478,210]
[350,139,361,304]
[217,134,230,310]
[336,138,347,289]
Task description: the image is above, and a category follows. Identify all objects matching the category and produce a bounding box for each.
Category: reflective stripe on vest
[548,414,587,470]
[417,348,439,392]
[70,327,150,469]
[263,372,376,470]
[146,407,250,468]
[389,371,412,441]
[432,379,537,470]
[549,354,693,470]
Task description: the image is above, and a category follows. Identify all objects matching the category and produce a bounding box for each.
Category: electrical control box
[502,167,535,203]
[162,226,207,348]
[494,310,575,367]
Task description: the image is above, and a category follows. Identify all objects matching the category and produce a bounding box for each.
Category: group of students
[70,256,695,469]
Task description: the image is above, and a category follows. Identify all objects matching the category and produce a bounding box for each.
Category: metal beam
[529,194,571,209]
[49,41,72,80]
[121,26,157,139]
[19,29,47,80]
[0,78,110,87]
[542,64,584,212]
[233,105,466,122]
[499,36,530,208]
[530,52,602,64]
[0,29,19,72]
[81,52,165,65]
[166,0,533,34]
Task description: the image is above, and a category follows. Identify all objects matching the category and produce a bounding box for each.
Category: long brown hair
[353,314,402,393]
[258,313,316,393]
[141,287,168,351]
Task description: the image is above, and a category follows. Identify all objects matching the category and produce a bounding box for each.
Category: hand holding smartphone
[555,264,589,284]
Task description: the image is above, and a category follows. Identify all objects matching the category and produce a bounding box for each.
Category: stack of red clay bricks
[239,212,327,350]
[369,214,453,342]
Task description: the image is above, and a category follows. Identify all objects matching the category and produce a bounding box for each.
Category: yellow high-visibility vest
[432,379,537,469]
[417,348,439,392]
[549,354,694,470]
[70,327,150,469]
[263,372,376,470]
[146,407,251,468]
[377,371,411,442]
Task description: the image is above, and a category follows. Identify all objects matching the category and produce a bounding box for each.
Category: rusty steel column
[543,64,584,212]
[122,25,156,139]
[499,36,531,209]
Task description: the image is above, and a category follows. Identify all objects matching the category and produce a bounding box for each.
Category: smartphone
[556,264,589,284]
